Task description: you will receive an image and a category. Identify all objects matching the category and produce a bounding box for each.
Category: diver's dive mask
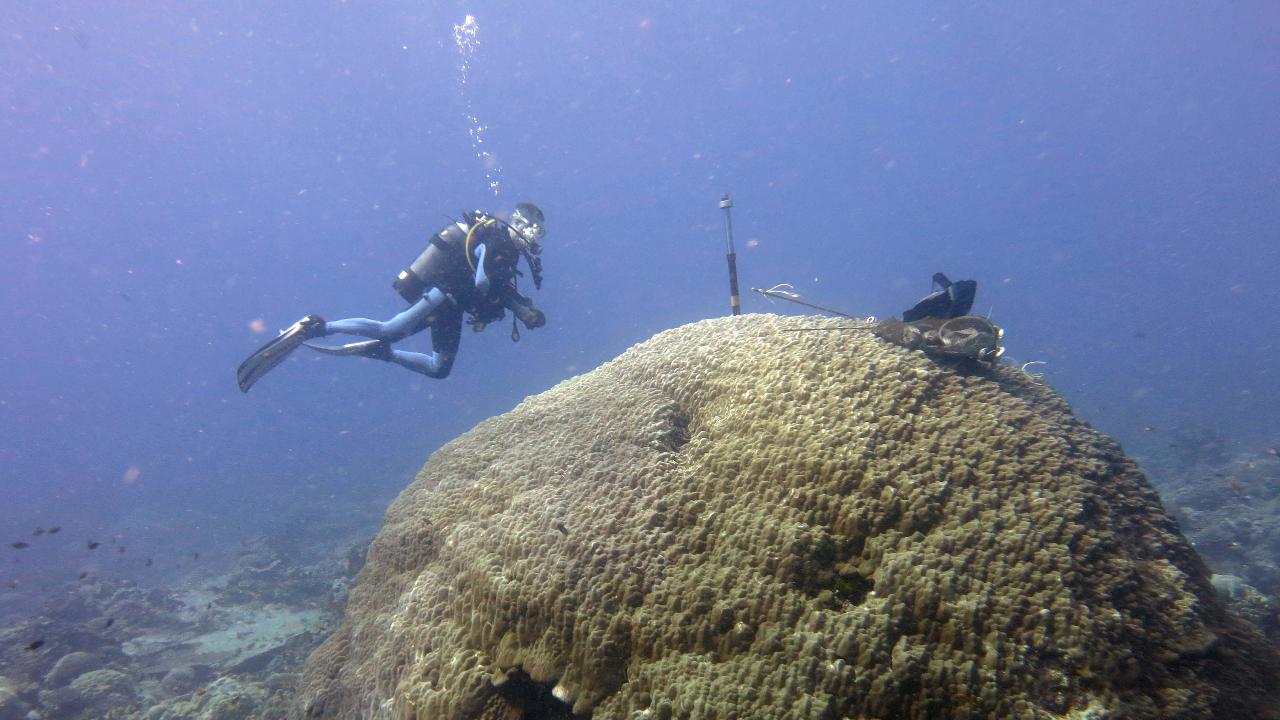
[509,202,545,255]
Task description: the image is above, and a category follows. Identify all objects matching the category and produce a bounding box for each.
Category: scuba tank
[392,215,483,303]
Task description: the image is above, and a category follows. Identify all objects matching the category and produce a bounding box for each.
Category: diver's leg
[324,288,447,342]
[385,304,462,379]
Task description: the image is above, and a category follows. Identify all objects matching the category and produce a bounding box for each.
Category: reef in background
[0,531,369,720]
[293,313,1280,720]
[1141,424,1280,644]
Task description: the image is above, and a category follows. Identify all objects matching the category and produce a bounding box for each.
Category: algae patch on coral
[293,314,1279,720]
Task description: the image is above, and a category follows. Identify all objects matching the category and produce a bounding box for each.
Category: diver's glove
[514,304,545,329]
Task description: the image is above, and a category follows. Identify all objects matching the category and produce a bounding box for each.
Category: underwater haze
[2,0,1279,707]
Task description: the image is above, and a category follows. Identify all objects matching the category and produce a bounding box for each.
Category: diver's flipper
[902,292,948,322]
[903,274,977,321]
[303,339,392,361]
[236,315,327,393]
[946,280,977,317]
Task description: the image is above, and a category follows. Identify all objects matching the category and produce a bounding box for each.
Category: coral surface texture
[293,314,1278,720]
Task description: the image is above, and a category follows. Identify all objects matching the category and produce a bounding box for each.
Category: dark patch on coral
[493,669,577,719]
[655,403,690,454]
[832,571,875,606]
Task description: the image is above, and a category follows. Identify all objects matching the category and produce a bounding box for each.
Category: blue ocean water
[2,1,1277,606]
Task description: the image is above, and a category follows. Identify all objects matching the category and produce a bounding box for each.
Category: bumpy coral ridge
[294,314,1278,720]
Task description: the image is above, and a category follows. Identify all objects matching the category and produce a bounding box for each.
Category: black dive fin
[236,315,326,392]
[903,274,977,321]
[946,279,977,317]
[902,290,950,322]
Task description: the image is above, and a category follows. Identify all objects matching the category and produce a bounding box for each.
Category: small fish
[24,640,44,651]
[103,617,115,629]
[32,528,45,536]
[553,522,569,536]
[10,542,30,549]
[1142,426,1155,433]
[1267,447,1278,457]
[145,558,153,567]
[47,526,61,534]
[87,541,100,550]
[78,571,89,580]
[195,689,206,696]
[1230,482,1244,495]
[117,546,126,554]
[193,552,200,561]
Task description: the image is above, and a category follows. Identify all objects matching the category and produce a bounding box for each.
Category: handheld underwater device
[720,194,741,316]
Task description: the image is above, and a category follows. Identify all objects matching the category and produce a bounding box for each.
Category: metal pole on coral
[720,193,741,316]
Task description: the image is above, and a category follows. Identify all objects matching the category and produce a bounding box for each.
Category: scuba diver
[237,203,547,392]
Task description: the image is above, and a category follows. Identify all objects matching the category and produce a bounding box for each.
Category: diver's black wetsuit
[320,211,545,378]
